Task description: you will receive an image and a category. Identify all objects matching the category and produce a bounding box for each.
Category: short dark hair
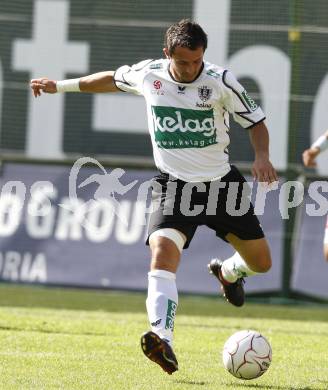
[164,19,208,55]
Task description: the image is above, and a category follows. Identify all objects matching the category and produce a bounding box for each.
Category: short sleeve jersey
[114,59,265,182]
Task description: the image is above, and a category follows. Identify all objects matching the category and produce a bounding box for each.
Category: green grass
[0,285,327,389]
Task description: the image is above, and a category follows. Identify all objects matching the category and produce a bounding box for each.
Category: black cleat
[141,331,178,375]
[208,258,245,307]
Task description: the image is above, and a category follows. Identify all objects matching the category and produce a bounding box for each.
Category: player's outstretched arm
[80,71,119,93]
[30,78,57,97]
[249,121,278,184]
[30,71,119,98]
[302,130,328,167]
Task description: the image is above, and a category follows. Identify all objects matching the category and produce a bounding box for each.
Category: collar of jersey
[167,62,205,84]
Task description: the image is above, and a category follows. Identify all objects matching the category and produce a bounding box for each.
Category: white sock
[146,269,178,346]
[221,252,257,283]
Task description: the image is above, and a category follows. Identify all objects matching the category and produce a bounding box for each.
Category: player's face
[164,46,204,83]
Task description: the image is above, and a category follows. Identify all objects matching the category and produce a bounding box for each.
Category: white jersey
[114,59,265,182]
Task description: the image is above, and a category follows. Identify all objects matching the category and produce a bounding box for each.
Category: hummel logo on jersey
[177,85,186,94]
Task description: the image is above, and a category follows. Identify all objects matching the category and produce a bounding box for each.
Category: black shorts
[146,165,264,249]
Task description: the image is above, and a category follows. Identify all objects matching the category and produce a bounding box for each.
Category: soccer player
[302,130,328,262]
[30,19,278,375]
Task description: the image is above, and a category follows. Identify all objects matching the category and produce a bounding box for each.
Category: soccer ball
[222,330,272,380]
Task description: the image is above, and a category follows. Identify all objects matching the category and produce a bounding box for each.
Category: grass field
[0,285,327,389]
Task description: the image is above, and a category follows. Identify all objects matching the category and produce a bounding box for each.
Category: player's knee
[149,233,182,272]
[149,229,185,256]
[150,237,178,257]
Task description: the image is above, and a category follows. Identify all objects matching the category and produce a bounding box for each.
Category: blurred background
[0,0,327,301]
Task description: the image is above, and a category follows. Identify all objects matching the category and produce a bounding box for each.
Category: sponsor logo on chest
[151,105,217,149]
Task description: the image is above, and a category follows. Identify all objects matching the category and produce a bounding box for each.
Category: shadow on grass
[174,379,209,386]
[224,384,318,390]
[178,321,328,337]
[173,379,322,390]
[0,283,327,323]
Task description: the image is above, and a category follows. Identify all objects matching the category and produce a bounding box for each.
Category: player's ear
[163,48,170,59]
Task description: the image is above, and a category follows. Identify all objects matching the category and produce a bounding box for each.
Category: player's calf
[249,256,271,273]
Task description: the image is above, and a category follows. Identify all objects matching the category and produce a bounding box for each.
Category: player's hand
[302,148,319,167]
[252,155,278,184]
[30,78,57,97]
